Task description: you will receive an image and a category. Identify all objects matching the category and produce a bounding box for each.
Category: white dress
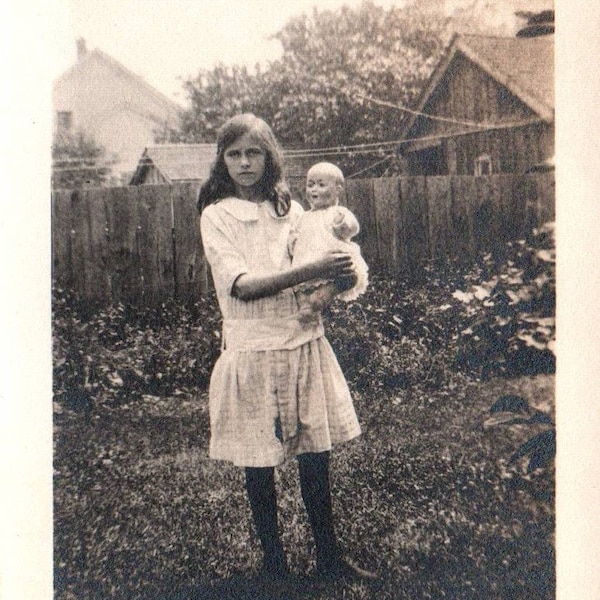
[200,197,361,467]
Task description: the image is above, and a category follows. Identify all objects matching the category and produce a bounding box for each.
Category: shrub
[452,223,556,378]
[53,223,555,409]
[52,289,222,408]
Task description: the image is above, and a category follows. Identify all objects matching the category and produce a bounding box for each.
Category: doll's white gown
[291,205,368,303]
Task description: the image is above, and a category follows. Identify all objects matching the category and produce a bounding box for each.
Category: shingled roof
[399,33,554,139]
[456,34,554,118]
[130,144,217,184]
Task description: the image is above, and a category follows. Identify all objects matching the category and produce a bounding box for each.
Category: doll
[291,162,368,317]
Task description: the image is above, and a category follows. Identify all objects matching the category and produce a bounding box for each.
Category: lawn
[54,373,554,600]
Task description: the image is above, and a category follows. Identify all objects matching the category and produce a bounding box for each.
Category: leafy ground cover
[54,376,554,600]
[54,225,555,599]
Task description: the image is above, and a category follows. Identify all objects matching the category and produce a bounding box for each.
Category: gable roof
[130,144,217,184]
[54,48,182,118]
[400,33,554,139]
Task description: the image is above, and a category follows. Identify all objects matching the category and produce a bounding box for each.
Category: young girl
[291,161,369,317]
[198,114,376,583]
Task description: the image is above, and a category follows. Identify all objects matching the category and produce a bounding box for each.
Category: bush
[452,223,555,378]
[52,289,222,408]
[53,223,555,409]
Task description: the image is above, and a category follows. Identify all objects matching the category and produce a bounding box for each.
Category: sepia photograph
[3,0,599,599]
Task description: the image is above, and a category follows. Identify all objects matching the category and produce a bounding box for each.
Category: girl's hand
[311,251,355,280]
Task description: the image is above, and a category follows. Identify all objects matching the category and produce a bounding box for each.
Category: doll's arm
[331,206,360,240]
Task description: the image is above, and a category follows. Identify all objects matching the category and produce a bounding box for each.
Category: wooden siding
[403,53,554,175]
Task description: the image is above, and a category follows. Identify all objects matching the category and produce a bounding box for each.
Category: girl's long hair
[197,114,291,216]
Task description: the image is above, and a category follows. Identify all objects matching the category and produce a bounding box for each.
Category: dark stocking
[297,451,341,568]
[244,467,287,576]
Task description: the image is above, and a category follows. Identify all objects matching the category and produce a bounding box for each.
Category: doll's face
[306,168,342,210]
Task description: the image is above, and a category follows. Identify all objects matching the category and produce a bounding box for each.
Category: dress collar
[218,197,285,221]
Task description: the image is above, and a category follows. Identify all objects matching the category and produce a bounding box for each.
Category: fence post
[136,185,175,305]
[345,178,378,271]
[104,185,142,305]
[399,176,429,277]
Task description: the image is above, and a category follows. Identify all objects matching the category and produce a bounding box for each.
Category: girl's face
[306,169,341,209]
[223,132,266,199]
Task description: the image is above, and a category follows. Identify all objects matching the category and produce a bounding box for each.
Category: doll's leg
[245,467,288,578]
[297,452,377,581]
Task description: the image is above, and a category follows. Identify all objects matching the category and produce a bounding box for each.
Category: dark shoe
[260,550,289,581]
[316,555,378,581]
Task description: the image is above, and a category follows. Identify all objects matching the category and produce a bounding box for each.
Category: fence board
[83,187,112,303]
[426,176,453,260]
[400,177,429,277]
[373,178,399,273]
[172,182,207,303]
[529,172,555,225]
[472,176,496,256]
[346,178,378,269]
[51,190,73,289]
[70,190,94,300]
[450,176,477,260]
[137,185,174,305]
[105,186,141,304]
[494,174,519,242]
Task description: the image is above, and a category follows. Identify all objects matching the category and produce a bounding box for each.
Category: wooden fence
[51,172,554,305]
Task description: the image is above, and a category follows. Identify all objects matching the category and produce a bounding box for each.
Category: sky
[50,0,553,106]
[51,0,404,105]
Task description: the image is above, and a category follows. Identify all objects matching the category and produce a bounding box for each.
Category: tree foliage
[51,129,117,190]
[171,0,450,175]
[169,1,521,175]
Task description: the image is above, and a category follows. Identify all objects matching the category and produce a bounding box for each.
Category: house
[52,38,182,182]
[397,27,554,176]
[130,144,217,185]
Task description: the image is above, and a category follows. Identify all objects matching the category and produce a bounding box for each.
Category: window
[57,111,72,131]
[475,153,492,176]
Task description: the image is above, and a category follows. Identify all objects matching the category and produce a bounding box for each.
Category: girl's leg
[297,451,339,567]
[244,466,288,577]
[297,451,377,580]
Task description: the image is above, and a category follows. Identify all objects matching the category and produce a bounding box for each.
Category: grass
[54,374,554,600]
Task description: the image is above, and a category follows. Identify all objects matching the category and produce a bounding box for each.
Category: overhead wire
[283,118,543,160]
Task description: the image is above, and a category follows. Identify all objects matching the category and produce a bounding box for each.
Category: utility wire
[346,154,394,178]
[284,118,543,159]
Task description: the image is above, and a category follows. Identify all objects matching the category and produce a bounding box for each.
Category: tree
[51,129,117,190]
[171,0,512,176]
[168,0,448,175]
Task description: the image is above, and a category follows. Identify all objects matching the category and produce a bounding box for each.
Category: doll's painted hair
[307,162,345,185]
[197,113,291,216]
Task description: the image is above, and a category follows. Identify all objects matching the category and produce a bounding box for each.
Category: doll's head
[305,162,344,210]
[198,113,290,215]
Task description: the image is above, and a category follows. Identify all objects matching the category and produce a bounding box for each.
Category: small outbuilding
[130,144,217,185]
[397,22,554,176]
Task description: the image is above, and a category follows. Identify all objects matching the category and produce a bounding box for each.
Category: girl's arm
[233,252,354,301]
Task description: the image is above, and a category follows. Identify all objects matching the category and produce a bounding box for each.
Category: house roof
[130,144,217,184]
[54,48,182,119]
[400,33,554,139]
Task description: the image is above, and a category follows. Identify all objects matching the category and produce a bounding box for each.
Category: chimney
[76,37,87,60]
[516,10,554,37]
